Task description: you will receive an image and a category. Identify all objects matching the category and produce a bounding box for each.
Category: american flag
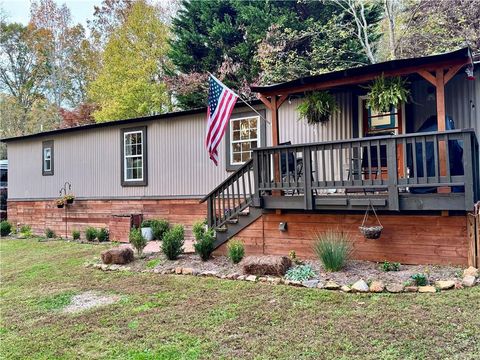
[205,75,238,165]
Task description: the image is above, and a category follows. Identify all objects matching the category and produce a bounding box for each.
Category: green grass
[1,238,480,359]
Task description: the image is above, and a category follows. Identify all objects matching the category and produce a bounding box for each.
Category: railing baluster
[421,137,427,182]
[321,146,326,185]
[339,144,343,186]
[387,139,399,211]
[433,134,439,183]
[445,134,451,183]
[303,146,313,210]
[376,140,381,184]
[412,138,418,184]
[367,141,372,185]
[402,138,407,181]
[330,145,334,185]
[463,132,474,210]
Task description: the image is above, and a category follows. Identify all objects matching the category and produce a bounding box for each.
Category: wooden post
[435,68,450,195]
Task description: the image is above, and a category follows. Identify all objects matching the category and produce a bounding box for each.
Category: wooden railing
[200,159,255,229]
[252,129,479,211]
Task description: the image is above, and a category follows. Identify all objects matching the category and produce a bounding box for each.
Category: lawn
[1,238,479,360]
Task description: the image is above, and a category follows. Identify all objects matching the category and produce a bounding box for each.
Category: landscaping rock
[404,286,418,293]
[435,280,455,290]
[285,280,302,287]
[302,279,319,288]
[175,267,183,274]
[386,284,404,293]
[201,271,217,277]
[241,255,292,276]
[340,285,351,293]
[258,277,268,282]
[316,282,324,289]
[182,267,194,275]
[101,248,134,265]
[101,264,109,271]
[237,275,246,281]
[418,285,436,293]
[226,273,240,280]
[246,275,257,282]
[462,275,476,287]
[351,280,369,293]
[324,281,340,290]
[369,281,385,293]
[463,266,479,278]
[109,264,120,271]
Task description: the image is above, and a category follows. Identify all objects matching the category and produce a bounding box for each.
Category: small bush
[411,273,428,286]
[151,219,169,240]
[285,264,316,282]
[20,225,32,238]
[380,260,400,272]
[227,239,245,264]
[97,228,109,242]
[85,227,97,241]
[72,230,80,240]
[45,228,56,238]
[192,221,215,261]
[313,230,352,272]
[129,227,147,256]
[288,250,303,265]
[141,220,153,228]
[1,221,12,236]
[162,225,184,260]
[146,259,161,269]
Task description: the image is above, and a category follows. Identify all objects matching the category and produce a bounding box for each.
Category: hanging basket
[359,202,383,239]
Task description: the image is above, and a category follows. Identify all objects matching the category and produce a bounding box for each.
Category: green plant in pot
[56,198,65,208]
[64,194,75,204]
[366,75,409,113]
[297,91,339,125]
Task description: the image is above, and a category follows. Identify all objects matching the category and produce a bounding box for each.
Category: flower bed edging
[86,262,480,294]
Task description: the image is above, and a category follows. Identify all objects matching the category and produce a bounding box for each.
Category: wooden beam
[258,94,272,110]
[435,68,446,131]
[443,63,464,85]
[258,58,469,97]
[271,96,279,146]
[417,70,437,86]
[277,94,289,109]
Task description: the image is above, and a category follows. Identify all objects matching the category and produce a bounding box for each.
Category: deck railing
[252,129,479,211]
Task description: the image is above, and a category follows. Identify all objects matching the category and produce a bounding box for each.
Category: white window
[123,131,144,182]
[43,148,51,172]
[230,116,260,165]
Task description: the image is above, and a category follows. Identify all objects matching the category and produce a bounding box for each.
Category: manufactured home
[2,48,480,266]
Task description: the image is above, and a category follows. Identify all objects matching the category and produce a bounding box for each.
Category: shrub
[20,225,32,238]
[288,250,303,265]
[85,227,97,241]
[72,230,80,240]
[141,220,153,228]
[1,221,12,236]
[97,228,109,242]
[45,228,56,238]
[162,225,184,260]
[411,273,428,286]
[313,230,352,272]
[192,221,215,261]
[129,227,147,256]
[151,219,169,240]
[380,260,400,272]
[285,264,316,282]
[227,239,245,264]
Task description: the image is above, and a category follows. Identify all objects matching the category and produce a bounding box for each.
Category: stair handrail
[199,158,253,204]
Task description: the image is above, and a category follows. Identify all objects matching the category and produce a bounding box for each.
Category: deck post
[386,139,399,211]
[207,196,214,228]
[463,132,474,211]
[303,146,313,210]
[252,150,261,207]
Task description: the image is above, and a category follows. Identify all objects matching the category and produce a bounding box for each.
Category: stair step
[216,227,228,233]
[227,218,239,224]
[238,210,250,216]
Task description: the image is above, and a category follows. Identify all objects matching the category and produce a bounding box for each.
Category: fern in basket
[297,91,339,125]
[366,75,409,113]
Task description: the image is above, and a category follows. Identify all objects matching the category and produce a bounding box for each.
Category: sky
[1,0,105,27]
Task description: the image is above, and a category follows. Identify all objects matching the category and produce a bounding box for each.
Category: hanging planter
[359,202,383,239]
[64,194,75,204]
[297,91,339,125]
[56,198,65,209]
[366,75,409,113]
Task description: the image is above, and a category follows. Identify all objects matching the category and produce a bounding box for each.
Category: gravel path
[62,291,120,313]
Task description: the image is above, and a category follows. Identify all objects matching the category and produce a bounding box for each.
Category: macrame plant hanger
[359,201,383,239]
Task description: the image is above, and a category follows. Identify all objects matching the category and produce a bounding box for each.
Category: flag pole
[208,72,270,124]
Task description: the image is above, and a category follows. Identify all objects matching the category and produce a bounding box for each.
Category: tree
[88,0,171,122]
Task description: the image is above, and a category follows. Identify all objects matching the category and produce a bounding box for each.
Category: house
[2,48,479,266]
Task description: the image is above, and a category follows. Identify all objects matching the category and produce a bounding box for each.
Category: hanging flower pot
[56,198,65,209]
[359,202,383,239]
[297,91,339,125]
[64,194,75,204]
[366,75,409,113]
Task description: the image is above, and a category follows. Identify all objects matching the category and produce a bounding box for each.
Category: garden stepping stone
[386,284,404,293]
[463,267,478,278]
[435,280,455,290]
[404,286,418,292]
[369,281,385,293]
[340,285,351,293]
[181,267,194,275]
[418,285,436,293]
[302,279,319,288]
[323,281,340,290]
[246,275,257,282]
[351,280,369,293]
[462,275,476,287]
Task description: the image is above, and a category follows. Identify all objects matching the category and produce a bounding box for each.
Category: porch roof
[251,47,472,96]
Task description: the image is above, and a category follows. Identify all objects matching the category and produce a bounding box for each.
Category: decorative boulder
[241,256,292,276]
[101,248,134,265]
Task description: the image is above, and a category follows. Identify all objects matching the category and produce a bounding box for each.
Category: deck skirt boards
[7,199,207,242]
[215,212,469,266]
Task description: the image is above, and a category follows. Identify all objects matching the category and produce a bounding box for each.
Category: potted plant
[56,198,65,208]
[366,75,409,113]
[64,194,75,204]
[297,91,339,125]
[140,220,153,241]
